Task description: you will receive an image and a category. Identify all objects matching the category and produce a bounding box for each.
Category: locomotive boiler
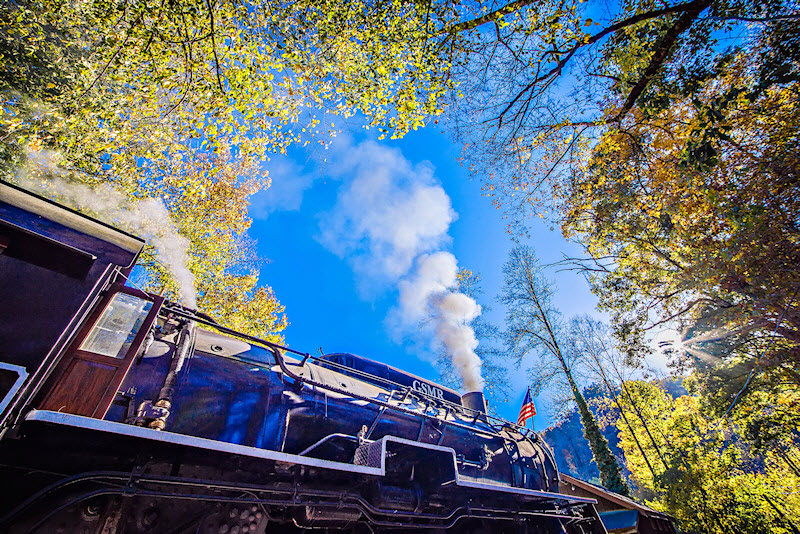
[0,181,605,533]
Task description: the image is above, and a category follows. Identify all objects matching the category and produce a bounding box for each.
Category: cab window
[79,292,153,358]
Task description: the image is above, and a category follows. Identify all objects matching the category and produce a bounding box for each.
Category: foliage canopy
[615,380,800,534]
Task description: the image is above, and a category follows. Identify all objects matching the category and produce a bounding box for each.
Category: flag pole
[529,387,535,431]
[517,386,536,432]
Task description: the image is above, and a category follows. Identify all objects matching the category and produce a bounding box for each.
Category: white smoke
[397,253,484,392]
[397,252,458,320]
[20,150,198,308]
[319,140,485,392]
[318,141,456,283]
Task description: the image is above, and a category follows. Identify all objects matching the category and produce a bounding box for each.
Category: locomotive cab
[0,181,147,431]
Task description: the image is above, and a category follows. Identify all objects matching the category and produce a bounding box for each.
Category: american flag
[517,388,536,427]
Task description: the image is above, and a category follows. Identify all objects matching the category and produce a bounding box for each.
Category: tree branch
[612,0,713,122]
[442,0,537,35]
[494,0,708,127]
[710,14,800,23]
[205,0,225,93]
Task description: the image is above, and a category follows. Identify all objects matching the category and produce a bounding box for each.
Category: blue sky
[248,123,604,429]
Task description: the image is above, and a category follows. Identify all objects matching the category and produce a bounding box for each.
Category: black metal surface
[0,413,605,533]
[0,187,607,533]
[462,391,488,414]
[159,302,542,441]
[0,219,96,279]
[318,353,463,405]
[0,184,143,432]
[1,467,595,532]
[0,297,598,532]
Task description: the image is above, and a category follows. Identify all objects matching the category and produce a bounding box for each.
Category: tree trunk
[561,359,630,495]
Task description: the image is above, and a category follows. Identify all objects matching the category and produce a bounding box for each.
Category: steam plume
[318,141,456,283]
[21,150,197,308]
[319,139,485,392]
[398,253,484,392]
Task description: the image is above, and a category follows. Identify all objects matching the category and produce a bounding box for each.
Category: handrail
[166,305,451,407]
[161,303,310,359]
[159,302,540,440]
[162,303,470,412]
[298,433,364,457]
[270,345,509,441]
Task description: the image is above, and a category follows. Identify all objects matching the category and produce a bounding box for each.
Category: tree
[542,383,630,485]
[440,2,800,407]
[569,316,665,482]
[21,144,287,341]
[0,0,466,176]
[562,20,800,405]
[0,0,470,339]
[11,0,792,218]
[446,0,799,229]
[500,245,629,495]
[8,0,797,395]
[616,380,800,534]
[135,149,288,342]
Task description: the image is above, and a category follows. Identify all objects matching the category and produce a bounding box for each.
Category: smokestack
[461,391,487,414]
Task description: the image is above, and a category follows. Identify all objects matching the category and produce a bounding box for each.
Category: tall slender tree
[500,245,629,495]
[615,380,800,534]
[568,316,660,481]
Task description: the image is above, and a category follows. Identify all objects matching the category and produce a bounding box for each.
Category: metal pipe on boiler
[149,321,195,430]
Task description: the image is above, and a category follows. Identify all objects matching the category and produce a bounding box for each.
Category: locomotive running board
[24,409,596,505]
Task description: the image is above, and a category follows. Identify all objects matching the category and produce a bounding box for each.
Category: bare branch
[710,14,800,23]
[612,0,713,122]
[442,0,537,35]
[205,0,226,93]
[494,0,708,127]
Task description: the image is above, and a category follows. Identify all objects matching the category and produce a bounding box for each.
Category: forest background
[2,0,799,532]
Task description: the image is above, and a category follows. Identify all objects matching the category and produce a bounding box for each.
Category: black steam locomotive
[0,182,605,533]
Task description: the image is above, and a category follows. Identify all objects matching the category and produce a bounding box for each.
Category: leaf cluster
[564,21,800,399]
[615,380,800,534]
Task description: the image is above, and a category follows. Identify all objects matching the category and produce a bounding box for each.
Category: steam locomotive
[0,182,605,533]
